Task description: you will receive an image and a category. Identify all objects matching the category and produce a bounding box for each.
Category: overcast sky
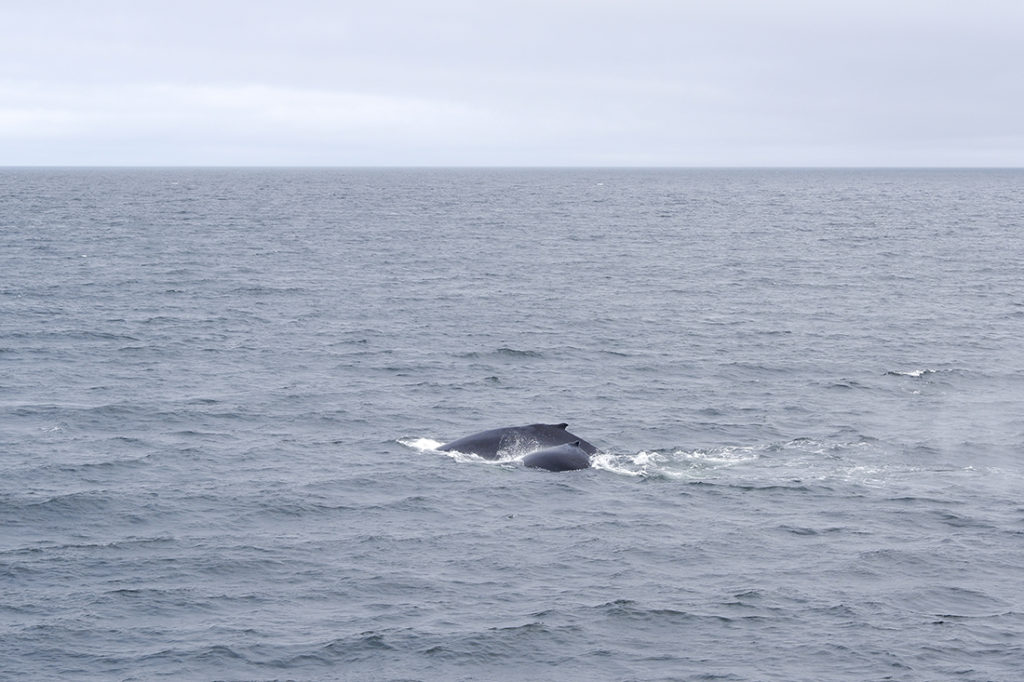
[3,0,1023,166]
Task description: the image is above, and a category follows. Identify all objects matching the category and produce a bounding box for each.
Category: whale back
[438,423,597,460]
[522,441,592,472]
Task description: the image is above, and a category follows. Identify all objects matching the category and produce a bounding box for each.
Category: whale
[438,423,597,465]
[522,441,592,472]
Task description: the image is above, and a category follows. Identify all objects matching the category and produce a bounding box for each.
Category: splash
[398,436,526,465]
[591,445,762,479]
[401,435,916,487]
[399,437,443,451]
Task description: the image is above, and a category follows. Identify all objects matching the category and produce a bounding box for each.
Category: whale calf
[522,441,592,472]
[438,423,597,466]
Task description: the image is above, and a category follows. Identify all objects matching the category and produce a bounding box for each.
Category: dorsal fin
[556,423,568,429]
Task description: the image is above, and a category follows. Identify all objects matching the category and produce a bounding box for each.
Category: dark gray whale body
[522,441,592,472]
[438,423,597,471]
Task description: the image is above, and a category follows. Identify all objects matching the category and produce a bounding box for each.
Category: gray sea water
[2,168,1023,681]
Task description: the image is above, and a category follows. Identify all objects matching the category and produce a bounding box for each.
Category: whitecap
[885,368,936,377]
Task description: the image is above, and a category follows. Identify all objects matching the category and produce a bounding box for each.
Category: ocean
[2,168,1022,681]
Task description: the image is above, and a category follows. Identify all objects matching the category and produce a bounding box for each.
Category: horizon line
[3,164,1023,171]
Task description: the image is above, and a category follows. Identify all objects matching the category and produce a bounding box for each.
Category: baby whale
[438,423,597,471]
[522,441,592,472]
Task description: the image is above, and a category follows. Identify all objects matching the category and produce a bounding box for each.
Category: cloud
[0,81,504,164]
[147,84,487,139]
[2,82,483,132]
[2,1,1023,165]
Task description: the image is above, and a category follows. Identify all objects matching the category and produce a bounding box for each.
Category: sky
[2,0,1023,166]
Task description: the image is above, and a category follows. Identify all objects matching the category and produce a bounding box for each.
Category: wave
[883,367,977,379]
[495,347,543,358]
[455,347,545,360]
[885,368,938,377]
